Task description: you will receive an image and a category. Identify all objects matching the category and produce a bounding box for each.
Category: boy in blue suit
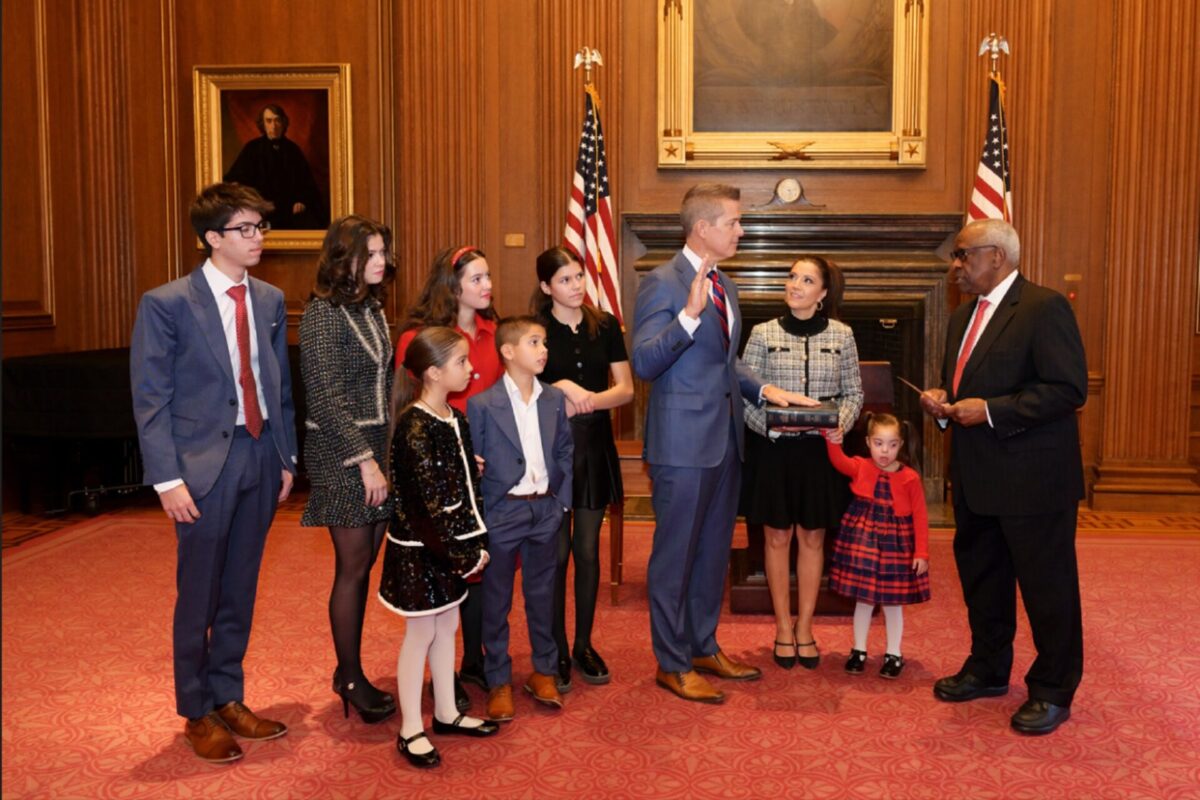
[467,316,573,723]
[131,183,298,763]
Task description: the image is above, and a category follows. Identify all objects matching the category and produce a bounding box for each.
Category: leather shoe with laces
[932,671,1009,703]
[486,684,515,722]
[1011,699,1071,735]
[692,650,762,681]
[655,668,725,704]
[184,712,243,764]
[524,672,563,708]
[215,701,287,740]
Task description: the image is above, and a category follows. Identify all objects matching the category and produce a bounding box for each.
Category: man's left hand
[948,397,988,427]
[762,385,820,408]
[279,470,294,502]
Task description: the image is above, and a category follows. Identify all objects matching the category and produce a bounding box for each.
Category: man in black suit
[920,219,1087,735]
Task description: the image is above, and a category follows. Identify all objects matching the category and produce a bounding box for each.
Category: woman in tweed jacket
[740,256,863,671]
[299,215,397,723]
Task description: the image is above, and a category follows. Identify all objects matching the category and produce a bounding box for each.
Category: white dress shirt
[154,260,270,494]
[676,245,735,337]
[502,372,550,495]
[954,269,1020,428]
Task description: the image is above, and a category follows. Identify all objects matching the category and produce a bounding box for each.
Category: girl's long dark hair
[793,255,845,321]
[400,247,497,332]
[530,246,603,339]
[310,215,396,306]
[387,326,468,458]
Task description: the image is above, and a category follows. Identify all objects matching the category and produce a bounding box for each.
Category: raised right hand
[160,484,201,524]
[683,258,711,320]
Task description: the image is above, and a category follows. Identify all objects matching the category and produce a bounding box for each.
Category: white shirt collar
[681,245,713,274]
[201,258,249,298]
[980,269,1020,307]
[502,371,543,405]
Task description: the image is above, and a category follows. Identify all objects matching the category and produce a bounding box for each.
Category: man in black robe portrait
[224,104,328,230]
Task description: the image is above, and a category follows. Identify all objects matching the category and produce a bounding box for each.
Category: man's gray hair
[966,219,1021,267]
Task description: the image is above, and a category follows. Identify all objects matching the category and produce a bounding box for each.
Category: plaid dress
[828,471,931,605]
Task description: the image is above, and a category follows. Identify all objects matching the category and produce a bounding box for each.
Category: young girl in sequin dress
[825,414,930,679]
[378,327,498,769]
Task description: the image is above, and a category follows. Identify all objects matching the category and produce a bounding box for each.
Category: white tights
[396,608,466,754]
[852,601,904,657]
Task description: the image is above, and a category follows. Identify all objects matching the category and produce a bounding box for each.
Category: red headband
[449,246,478,269]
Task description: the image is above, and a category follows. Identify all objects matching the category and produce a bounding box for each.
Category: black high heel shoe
[432,713,500,738]
[772,638,797,669]
[397,731,440,768]
[333,671,396,724]
[795,640,820,671]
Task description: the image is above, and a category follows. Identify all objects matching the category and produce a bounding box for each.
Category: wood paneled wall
[3,0,1199,509]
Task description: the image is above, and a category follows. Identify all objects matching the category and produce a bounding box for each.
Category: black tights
[552,507,606,657]
[328,522,388,684]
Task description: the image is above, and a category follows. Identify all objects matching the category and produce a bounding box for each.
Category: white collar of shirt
[502,371,543,407]
[980,269,1019,307]
[682,245,710,274]
[200,258,267,427]
[201,258,249,299]
[680,245,735,331]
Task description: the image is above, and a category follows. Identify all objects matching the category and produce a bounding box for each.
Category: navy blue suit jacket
[130,266,298,499]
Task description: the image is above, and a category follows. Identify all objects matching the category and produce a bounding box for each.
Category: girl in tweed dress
[740,256,863,670]
[825,414,930,679]
[299,216,397,723]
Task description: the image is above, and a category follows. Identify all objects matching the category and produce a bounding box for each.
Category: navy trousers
[646,427,741,672]
[482,496,563,687]
[172,424,282,719]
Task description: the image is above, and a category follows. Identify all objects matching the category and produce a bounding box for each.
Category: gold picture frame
[658,0,929,169]
[193,64,352,250]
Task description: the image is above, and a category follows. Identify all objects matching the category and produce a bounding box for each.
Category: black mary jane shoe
[397,731,441,768]
[795,640,820,671]
[333,671,396,724]
[844,649,867,675]
[572,646,611,685]
[556,655,573,693]
[1010,699,1071,735]
[432,713,501,738]
[879,654,905,680]
[772,638,797,670]
[426,675,472,713]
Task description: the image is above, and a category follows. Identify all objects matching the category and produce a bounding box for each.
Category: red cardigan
[825,437,930,560]
[395,315,503,414]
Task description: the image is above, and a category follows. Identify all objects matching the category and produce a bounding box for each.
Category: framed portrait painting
[194,64,352,250]
[658,0,929,169]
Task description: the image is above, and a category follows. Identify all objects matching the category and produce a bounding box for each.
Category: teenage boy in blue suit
[131,183,298,763]
[468,316,573,723]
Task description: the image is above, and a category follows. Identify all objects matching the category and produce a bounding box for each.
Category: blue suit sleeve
[631,271,694,381]
[130,293,182,486]
[554,396,574,508]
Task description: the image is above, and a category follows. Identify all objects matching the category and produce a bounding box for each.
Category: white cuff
[985,401,994,428]
[154,478,184,493]
[677,309,701,338]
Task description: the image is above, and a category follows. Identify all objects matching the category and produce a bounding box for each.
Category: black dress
[540,311,627,510]
[377,404,488,617]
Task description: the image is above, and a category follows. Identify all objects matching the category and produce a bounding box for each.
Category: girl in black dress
[532,247,634,689]
[379,327,498,768]
[299,216,397,722]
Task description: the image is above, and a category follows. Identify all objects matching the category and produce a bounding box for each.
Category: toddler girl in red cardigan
[825,413,930,679]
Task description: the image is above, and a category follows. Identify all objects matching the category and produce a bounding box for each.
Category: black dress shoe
[1011,699,1071,735]
[572,647,611,685]
[397,731,440,768]
[844,649,867,675]
[556,655,573,693]
[427,675,471,713]
[933,671,1009,703]
[432,713,501,738]
[458,663,489,691]
[879,654,904,680]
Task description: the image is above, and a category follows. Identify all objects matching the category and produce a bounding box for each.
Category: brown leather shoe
[654,668,725,704]
[215,701,288,741]
[184,712,244,764]
[692,650,762,681]
[486,684,515,722]
[523,672,563,709]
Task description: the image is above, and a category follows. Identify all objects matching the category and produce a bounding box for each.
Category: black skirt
[739,429,850,531]
[569,412,623,510]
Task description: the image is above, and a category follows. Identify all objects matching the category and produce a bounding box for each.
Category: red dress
[825,439,931,606]
[395,315,502,414]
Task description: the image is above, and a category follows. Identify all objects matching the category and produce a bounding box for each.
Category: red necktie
[226,285,264,439]
[952,298,990,395]
[707,270,730,349]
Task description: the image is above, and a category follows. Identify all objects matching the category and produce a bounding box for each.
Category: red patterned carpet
[3,506,1200,799]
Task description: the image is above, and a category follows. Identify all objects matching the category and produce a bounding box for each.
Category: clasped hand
[918,388,987,427]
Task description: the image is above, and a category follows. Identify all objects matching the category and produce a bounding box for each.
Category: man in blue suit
[633,183,814,704]
[131,183,298,763]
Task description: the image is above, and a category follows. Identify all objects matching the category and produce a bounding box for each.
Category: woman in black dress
[532,247,634,689]
[299,215,397,722]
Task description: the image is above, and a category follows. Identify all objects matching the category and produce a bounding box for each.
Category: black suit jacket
[942,274,1087,516]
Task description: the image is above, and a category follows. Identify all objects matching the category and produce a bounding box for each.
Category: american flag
[563,86,623,325]
[967,75,1013,222]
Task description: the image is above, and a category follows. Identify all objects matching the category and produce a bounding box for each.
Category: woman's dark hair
[792,255,845,321]
[529,246,602,338]
[310,215,396,306]
[389,326,468,439]
[399,247,497,332]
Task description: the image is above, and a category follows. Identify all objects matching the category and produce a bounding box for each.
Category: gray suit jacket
[467,378,573,526]
[130,266,298,499]
[631,251,765,468]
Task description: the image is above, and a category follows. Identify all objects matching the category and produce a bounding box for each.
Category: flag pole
[574,47,607,287]
[975,33,1012,223]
